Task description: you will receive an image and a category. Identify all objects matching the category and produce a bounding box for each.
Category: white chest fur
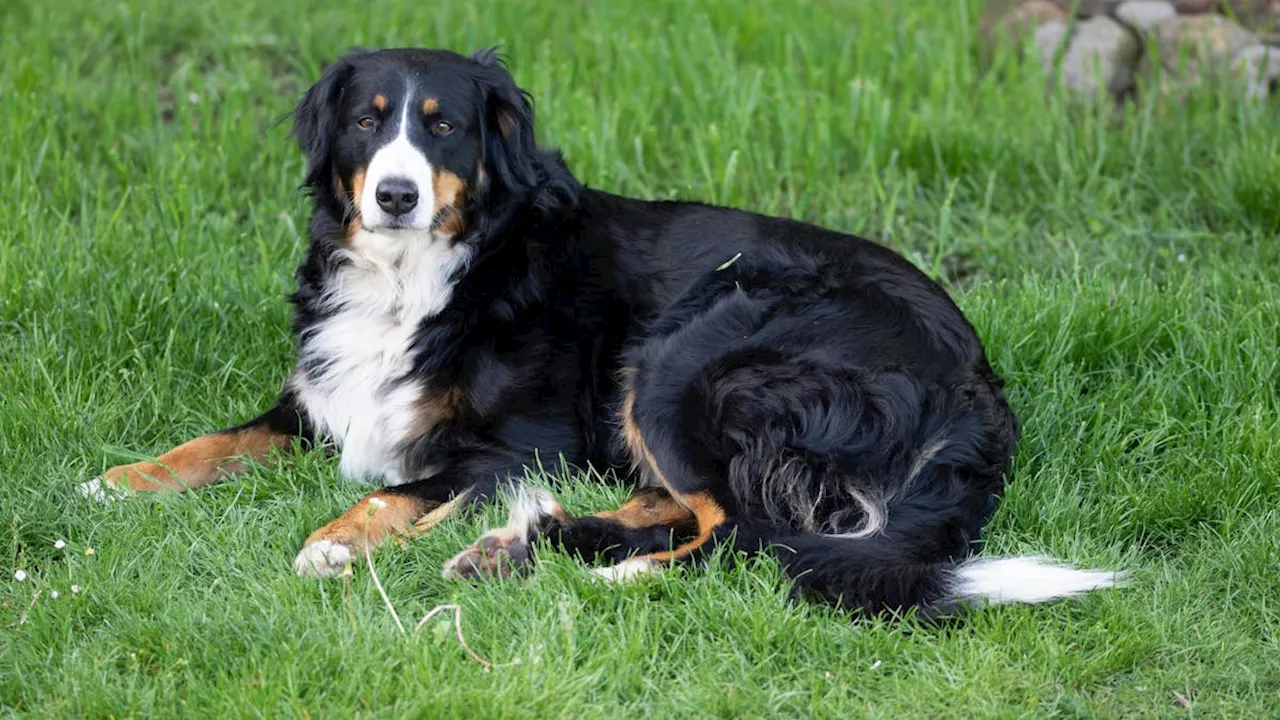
[291,230,472,485]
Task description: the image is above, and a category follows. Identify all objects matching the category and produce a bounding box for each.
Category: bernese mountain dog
[81,47,1122,618]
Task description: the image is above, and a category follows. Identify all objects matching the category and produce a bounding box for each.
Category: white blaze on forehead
[360,96,436,230]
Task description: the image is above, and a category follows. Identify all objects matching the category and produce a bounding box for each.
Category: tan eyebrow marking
[372,94,387,111]
[422,97,439,114]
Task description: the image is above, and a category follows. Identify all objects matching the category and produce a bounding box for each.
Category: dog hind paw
[441,528,531,581]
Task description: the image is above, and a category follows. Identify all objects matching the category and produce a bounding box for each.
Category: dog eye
[433,121,454,136]
[357,117,376,130]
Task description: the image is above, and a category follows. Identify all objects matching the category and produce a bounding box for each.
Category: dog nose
[375,178,418,216]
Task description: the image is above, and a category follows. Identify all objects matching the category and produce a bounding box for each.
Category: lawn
[2,0,1279,716]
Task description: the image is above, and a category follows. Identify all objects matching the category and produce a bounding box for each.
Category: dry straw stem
[360,506,520,671]
[18,589,43,627]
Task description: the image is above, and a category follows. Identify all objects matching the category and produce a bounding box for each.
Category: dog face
[293,48,541,240]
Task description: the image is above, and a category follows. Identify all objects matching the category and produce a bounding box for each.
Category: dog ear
[470,48,542,197]
[293,52,366,192]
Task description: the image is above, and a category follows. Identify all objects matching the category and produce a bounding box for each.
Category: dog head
[292,47,569,241]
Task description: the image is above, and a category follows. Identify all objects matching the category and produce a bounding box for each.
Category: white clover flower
[54,539,67,550]
[13,570,26,582]
[50,590,60,599]
[71,585,81,594]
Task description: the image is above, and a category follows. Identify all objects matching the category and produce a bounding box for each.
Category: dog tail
[729,523,1124,618]
[663,317,1123,618]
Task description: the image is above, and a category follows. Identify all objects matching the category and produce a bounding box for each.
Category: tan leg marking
[631,491,726,563]
[96,425,292,494]
[592,379,730,581]
[414,493,469,533]
[590,492,727,584]
[618,376,673,489]
[594,487,697,533]
[294,490,469,578]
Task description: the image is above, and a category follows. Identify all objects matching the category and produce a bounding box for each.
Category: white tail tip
[952,556,1126,606]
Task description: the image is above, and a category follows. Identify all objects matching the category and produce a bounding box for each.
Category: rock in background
[980,0,1280,102]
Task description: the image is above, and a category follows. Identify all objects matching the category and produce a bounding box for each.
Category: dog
[81,47,1122,618]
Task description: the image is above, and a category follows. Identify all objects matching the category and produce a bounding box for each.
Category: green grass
[3,0,1279,716]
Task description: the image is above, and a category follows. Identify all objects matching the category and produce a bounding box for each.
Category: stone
[982,0,1071,55]
[1050,0,1124,15]
[1173,0,1214,11]
[1058,16,1142,96]
[1018,0,1073,25]
[1115,1,1178,35]
[1213,2,1280,31]
[1036,20,1073,71]
[1155,14,1258,74]
[1231,43,1280,98]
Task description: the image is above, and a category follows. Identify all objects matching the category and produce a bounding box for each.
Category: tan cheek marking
[345,168,367,238]
[350,168,366,208]
[373,94,386,111]
[431,170,468,236]
[422,97,439,115]
[433,171,465,207]
[101,426,292,492]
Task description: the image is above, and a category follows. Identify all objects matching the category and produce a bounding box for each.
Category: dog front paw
[441,528,532,581]
[77,476,132,503]
[293,539,357,578]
